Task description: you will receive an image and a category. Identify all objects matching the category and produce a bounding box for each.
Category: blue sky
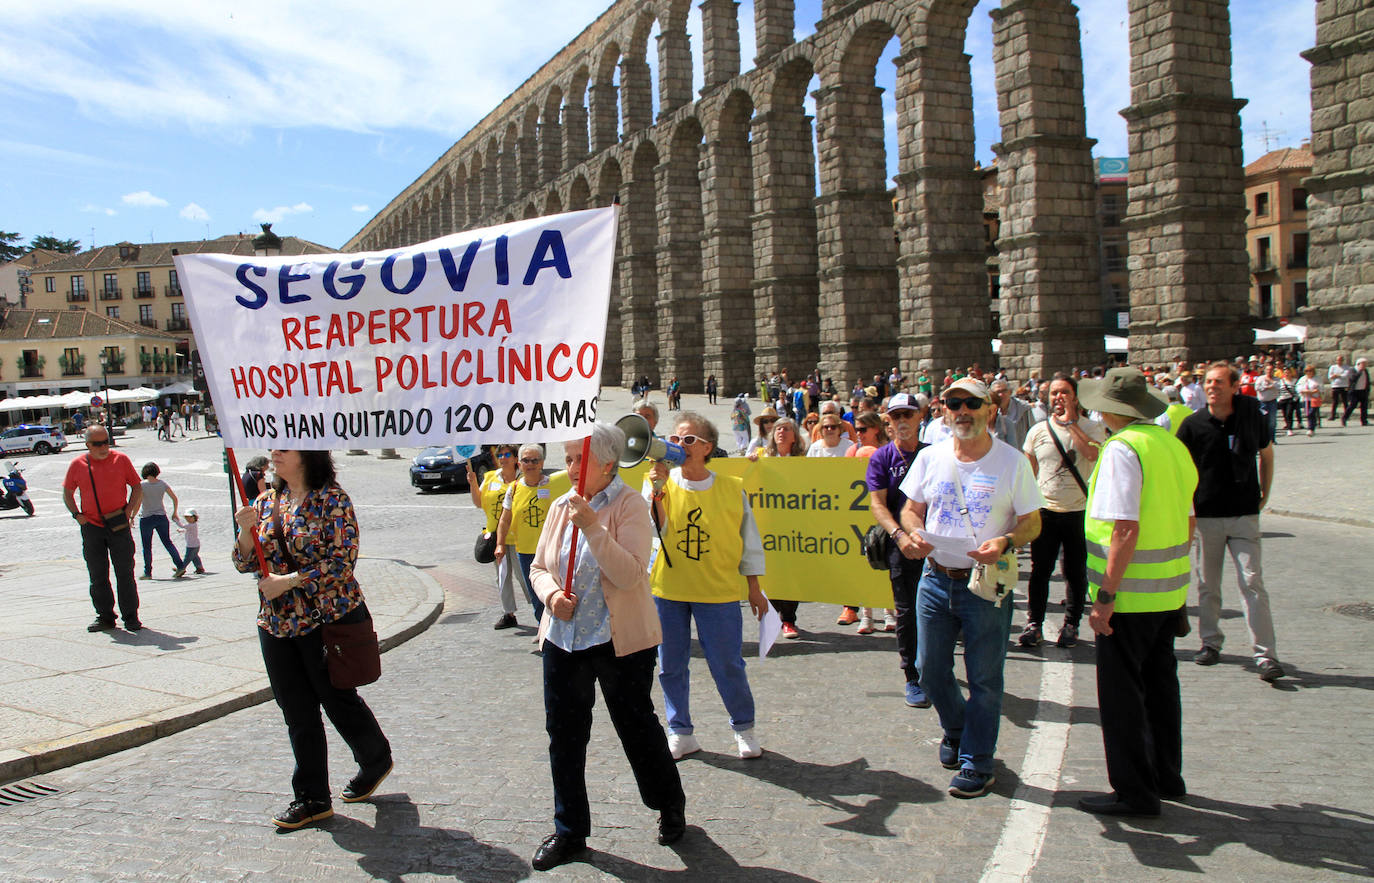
[1,0,1315,252]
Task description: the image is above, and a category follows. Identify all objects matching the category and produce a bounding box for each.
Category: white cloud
[122,190,168,208]
[180,202,210,221]
[351,204,370,213]
[80,203,117,216]
[253,202,314,223]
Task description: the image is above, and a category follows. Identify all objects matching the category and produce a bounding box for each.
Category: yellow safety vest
[507,476,552,554]
[1084,423,1198,613]
[651,472,747,604]
[479,470,513,534]
[1165,403,1193,436]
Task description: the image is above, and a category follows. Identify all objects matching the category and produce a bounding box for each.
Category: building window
[103,273,118,293]
[1108,282,1129,310]
[106,306,119,318]
[1291,187,1308,213]
[136,271,152,296]
[1103,240,1127,272]
[1294,281,1308,311]
[45,276,55,293]
[71,276,85,294]
[1100,193,1123,228]
[139,304,155,327]
[1291,233,1309,268]
[1256,236,1272,270]
[1254,192,1270,217]
[1259,284,1274,317]
[20,349,41,378]
[171,302,186,321]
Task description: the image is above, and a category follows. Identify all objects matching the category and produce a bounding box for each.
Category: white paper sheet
[915,529,979,561]
[757,592,782,659]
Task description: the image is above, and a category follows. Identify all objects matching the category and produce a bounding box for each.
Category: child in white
[174,508,205,574]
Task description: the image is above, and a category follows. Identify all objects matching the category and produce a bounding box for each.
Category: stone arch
[540,86,564,182]
[522,201,539,220]
[597,156,625,385]
[621,140,661,386]
[544,190,564,215]
[831,1,917,66]
[483,137,502,219]
[657,116,706,390]
[466,154,484,226]
[623,10,658,134]
[700,89,757,392]
[592,42,622,149]
[520,104,541,193]
[450,163,468,233]
[500,122,520,205]
[436,177,452,236]
[567,174,592,211]
[565,67,591,169]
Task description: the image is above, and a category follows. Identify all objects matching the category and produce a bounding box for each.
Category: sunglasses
[87,439,111,447]
[496,452,515,459]
[519,457,542,465]
[821,424,841,431]
[943,396,985,411]
[667,434,703,447]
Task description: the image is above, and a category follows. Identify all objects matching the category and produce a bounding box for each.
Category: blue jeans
[139,514,184,573]
[916,565,1014,774]
[517,552,545,622]
[1258,400,1277,442]
[655,597,755,733]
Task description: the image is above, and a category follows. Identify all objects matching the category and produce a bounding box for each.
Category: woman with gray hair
[496,443,552,622]
[526,422,685,870]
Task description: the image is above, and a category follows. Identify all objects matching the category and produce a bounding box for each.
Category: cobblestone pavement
[0,389,1368,880]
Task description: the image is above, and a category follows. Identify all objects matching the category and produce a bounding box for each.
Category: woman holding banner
[471,444,521,629]
[497,444,552,623]
[527,422,685,871]
[648,412,769,759]
[232,449,391,830]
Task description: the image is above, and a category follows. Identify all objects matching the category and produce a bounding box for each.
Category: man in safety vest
[1076,367,1198,817]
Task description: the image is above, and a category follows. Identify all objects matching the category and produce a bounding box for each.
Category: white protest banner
[177,207,617,449]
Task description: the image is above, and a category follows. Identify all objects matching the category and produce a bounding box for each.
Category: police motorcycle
[1,461,35,516]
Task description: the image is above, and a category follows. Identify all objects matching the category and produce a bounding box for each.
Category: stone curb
[1266,507,1374,530]
[0,558,445,787]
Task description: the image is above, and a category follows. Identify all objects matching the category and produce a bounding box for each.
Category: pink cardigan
[529,482,662,656]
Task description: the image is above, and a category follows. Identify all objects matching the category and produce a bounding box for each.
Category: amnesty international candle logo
[677,507,709,561]
[521,497,545,530]
[489,496,503,524]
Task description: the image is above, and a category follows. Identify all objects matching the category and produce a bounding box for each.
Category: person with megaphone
[526,422,685,871]
[644,411,769,761]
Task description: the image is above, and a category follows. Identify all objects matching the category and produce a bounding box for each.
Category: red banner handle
[225,447,269,576]
[560,435,593,598]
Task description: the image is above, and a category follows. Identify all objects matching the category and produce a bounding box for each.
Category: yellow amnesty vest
[651,472,747,604]
[507,476,552,554]
[479,470,512,534]
[1165,403,1193,436]
[1084,423,1198,613]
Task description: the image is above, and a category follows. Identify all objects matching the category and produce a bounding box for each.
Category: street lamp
[97,348,110,427]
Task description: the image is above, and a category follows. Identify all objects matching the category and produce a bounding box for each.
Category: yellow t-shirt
[504,475,552,555]
[479,470,513,534]
[650,472,747,603]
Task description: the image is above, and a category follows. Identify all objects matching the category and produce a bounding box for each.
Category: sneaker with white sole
[883,613,897,632]
[668,732,701,760]
[734,728,762,759]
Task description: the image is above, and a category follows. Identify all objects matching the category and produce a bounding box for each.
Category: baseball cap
[185,508,198,517]
[945,378,991,401]
[886,392,923,413]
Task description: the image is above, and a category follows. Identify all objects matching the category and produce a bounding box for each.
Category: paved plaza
[0,387,1369,880]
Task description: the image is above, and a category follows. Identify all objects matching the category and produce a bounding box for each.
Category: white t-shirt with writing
[899,437,1044,569]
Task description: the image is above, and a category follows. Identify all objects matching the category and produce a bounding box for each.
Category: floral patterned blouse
[232,481,364,638]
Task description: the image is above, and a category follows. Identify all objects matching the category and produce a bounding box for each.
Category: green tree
[0,231,22,262]
[30,235,81,254]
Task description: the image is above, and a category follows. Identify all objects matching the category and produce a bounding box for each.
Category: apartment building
[1244,145,1312,322]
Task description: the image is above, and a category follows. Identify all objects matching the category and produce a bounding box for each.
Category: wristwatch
[1095,589,1116,604]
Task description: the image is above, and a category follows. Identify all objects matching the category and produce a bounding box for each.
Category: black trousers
[1330,387,1349,420]
[81,521,139,624]
[1027,508,1088,627]
[888,551,923,684]
[1095,609,1184,811]
[1343,388,1369,425]
[259,606,391,803]
[770,599,799,625]
[543,641,683,839]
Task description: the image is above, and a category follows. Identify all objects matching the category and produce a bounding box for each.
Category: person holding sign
[497,444,552,623]
[747,416,807,637]
[649,412,769,761]
[528,423,685,871]
[233,450,392,830]
[472,445,521,629]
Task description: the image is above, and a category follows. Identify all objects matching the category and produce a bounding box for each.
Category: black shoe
[1078,792,1160,817]
[142,570,152,580]
[1194,646,1220,666]
[87,618,116,632]
[272,798,333,829]
[658,803,686,845]
[1257,658,1285,682]
[531,833,586,871]
[124,620,143,632]
[493,612,518,630]
[938,736,962,770]
[341,758,393,803]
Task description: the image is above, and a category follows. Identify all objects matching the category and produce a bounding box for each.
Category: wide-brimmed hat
[753,406,780,425]
[1078,367,1168,420]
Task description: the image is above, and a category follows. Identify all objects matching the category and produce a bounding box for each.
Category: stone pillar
[1122,0,1250,366]
[539,122,562,181]
[1300,0,1374,363]
[814,81,899,384]
[466,164,484,225]
[700,0,741,91]
[499,143,518,205]
[894,46,992,373]
[750,108,820,379]
[655,145,706,391]
[753,0,794,65]
[482,153,500,221]
[450,177,466,233]
[437,184,452,235]
[621,57,653,135]
[620,160,660,386]
[700,129,756,392]
[563,103,589,169]
[589,82,619,152]
[657,28,694,118]
[990,0,1103,378]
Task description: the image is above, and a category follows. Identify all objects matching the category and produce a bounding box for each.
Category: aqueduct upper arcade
[345,0,1373,392]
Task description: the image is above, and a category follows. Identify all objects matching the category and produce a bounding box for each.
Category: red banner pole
[225,447,269,576]
[560,434,594,598]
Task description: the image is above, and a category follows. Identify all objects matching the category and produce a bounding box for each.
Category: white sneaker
[668,732,701,760]
[734,728,762,759]
[883,613,898,632]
